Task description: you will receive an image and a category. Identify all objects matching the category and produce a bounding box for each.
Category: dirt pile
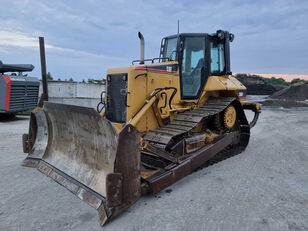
[271,82,308,101]
[235,75,277,95]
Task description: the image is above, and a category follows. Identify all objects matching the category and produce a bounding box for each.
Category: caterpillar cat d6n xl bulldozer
[22,31,260,225]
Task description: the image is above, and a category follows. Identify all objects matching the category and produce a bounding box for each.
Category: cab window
[163,38,178,61]
[210,40,225,74]
[181,37,205,98]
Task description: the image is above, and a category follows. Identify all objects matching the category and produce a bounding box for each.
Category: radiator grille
[105,73,127,123]
[9,84,39,111]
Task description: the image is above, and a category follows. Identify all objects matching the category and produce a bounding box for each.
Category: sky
[1,0,308,81]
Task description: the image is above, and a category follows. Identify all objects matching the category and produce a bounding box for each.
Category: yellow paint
[241,102,261,112]
[32,107,42,113]
[99,108,106,117]
[141,169,160,179]
[204,75,246,91]
[112,122,123,131]
[129,96,157,127]
[223,105,237,129]
[106,61,248,134]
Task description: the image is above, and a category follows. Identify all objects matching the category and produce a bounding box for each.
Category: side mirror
[229,33,234,42]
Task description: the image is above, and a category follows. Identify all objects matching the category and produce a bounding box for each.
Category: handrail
[132,57,170,65]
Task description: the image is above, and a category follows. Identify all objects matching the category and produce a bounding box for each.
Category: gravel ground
[0,107,307,231]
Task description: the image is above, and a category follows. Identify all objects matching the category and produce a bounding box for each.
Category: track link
[142,97,250,169]
[144,97,243,149]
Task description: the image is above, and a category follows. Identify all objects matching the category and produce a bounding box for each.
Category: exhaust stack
[38,37,48,107]
[138,32,145,64]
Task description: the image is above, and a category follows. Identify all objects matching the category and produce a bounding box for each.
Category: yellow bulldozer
[22,31,260,225]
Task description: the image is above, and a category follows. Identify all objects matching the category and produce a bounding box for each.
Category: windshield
[163,38,178,61]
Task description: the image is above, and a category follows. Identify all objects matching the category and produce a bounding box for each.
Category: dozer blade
[22,102,141,225]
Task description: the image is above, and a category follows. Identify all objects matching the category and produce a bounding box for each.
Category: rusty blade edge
[21,157,40,167]
[23,157,111,217]
[40,160,106,203]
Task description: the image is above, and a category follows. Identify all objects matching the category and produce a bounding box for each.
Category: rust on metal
[98,204,108,226]
[144,143,178,163]
[241,102,261,128]
[145,131,240,194]
[39,102,118,198]
[21,97,255,226]
[22,110,48,165]
[110,125,141,220]
[184,131,215,153]
[22,134,29,153]
[22,102,142,226]
[106,173,123,207]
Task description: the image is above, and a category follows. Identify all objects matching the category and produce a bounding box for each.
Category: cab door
[179,36,208,99]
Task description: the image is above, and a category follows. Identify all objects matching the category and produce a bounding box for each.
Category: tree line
[235,73,307,88]
[46,71,307,86]
[46,72,101,84]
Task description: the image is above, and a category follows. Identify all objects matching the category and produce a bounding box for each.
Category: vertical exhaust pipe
[138,32,145,64]
[38,37,48,107]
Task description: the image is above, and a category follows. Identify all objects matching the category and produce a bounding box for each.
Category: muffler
[138,32,145,64]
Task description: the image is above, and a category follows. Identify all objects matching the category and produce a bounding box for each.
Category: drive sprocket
[223,105,236,129]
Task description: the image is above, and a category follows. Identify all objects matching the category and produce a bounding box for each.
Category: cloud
[0,28,126,60]
[0,29,38,48]
[0,28,128,79]
[1,0,308,79]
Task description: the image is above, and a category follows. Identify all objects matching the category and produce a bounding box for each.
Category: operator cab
[160,30,234,99]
